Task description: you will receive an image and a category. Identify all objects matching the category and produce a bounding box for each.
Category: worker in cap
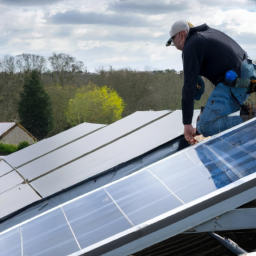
[166,20,256,144]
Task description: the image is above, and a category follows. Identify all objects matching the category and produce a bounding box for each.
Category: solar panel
[0,171,23,194]
[0,110,174,218]
[0,185,41,219]
[29,110,198,197]
[0,161,13,176]
[4,122,106,168]
[1,118,256,256]
[7,111,170,178]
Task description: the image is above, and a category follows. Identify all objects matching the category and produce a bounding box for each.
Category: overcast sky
[0,0,256,72]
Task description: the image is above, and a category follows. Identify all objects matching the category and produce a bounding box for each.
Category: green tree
[66,82,124,126]
[18,70,53,140]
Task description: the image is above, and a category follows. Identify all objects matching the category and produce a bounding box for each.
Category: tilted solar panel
[1,118,256,256]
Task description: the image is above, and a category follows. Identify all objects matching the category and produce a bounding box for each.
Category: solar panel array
[1,110,200,218]
[1,118,256,256]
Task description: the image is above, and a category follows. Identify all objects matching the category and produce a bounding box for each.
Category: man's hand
[184,124,197,145]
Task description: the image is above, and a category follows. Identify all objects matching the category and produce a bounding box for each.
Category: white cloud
[0,0,255,71]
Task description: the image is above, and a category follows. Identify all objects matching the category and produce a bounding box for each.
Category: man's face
[173,31,187,51]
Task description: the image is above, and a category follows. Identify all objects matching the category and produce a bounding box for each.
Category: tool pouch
[194,76,205,101]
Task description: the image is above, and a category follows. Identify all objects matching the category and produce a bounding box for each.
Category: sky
[0,0,256,72]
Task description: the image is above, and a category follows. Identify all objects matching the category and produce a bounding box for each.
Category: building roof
[0,122,37,141]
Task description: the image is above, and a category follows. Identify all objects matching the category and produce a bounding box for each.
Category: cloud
[107,1,190,15]
[0,0,61,6]
[48,10,152,27]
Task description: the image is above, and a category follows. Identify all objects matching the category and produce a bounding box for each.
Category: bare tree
[48,52,85,88]
[16,54,47,74]
[0,55,22,122]
[0,55,16,73]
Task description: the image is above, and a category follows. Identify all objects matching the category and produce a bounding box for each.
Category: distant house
[0,123,37,145]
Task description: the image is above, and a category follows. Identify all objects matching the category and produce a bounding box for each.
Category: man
[166,20,256,144]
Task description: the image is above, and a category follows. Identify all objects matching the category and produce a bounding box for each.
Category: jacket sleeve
[182,34,207,124]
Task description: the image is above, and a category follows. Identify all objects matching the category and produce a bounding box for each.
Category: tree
[66,82,124,126]
[18,69,53,139]
[0,55,23,122]
[16,54,47,74]
[48,52,85,88]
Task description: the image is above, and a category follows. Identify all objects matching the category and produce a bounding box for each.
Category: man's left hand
[184,124,197,145]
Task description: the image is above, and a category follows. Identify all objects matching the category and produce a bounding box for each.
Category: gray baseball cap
[166,20,191,47]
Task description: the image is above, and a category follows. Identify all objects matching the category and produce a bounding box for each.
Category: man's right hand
[184,124,197,145]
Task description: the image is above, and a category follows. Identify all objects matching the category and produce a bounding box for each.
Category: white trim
[104,189,134,227]
[19,226,23,256]
[61,207,81,250]
[146,168,185,204]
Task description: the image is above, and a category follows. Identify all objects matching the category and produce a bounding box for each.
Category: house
[0,122,37,146]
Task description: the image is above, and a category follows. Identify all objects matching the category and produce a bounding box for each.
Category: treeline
[0,53,215,138]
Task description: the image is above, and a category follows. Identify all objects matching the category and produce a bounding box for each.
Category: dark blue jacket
[182,24,246,124]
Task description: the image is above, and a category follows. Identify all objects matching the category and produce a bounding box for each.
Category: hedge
[0,141,30,154]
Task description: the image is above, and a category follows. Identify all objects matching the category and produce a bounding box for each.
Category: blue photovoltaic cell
[147,153,216,203]
[0,228,21,256]
[196,120,256,188]
[105,170,183,225]
[63,189,132,249]
[22,208,79,256]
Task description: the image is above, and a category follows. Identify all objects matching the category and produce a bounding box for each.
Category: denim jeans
[197,83,249,136]
[196,59,256,136]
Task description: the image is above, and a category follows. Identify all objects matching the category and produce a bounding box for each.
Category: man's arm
[182,34,207,142]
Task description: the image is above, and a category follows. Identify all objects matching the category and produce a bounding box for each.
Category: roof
[0,122,37,141]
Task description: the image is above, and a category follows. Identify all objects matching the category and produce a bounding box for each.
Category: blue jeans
[197,60,255,136]
[197,83,249,137]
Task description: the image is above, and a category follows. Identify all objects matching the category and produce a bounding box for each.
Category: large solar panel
[31,110,198,197]
[1,118,256,256]
[5,111,168,169]
[0,161,13,176]
[0,110,175,219]
[4,122,106,168]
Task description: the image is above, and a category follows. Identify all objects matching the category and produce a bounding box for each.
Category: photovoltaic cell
[63,189,132,248]
[196,120,256,188]
[22,208,79,256]
[105,170,183,225]
[147,151,216,203]
[0,228,21,256]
